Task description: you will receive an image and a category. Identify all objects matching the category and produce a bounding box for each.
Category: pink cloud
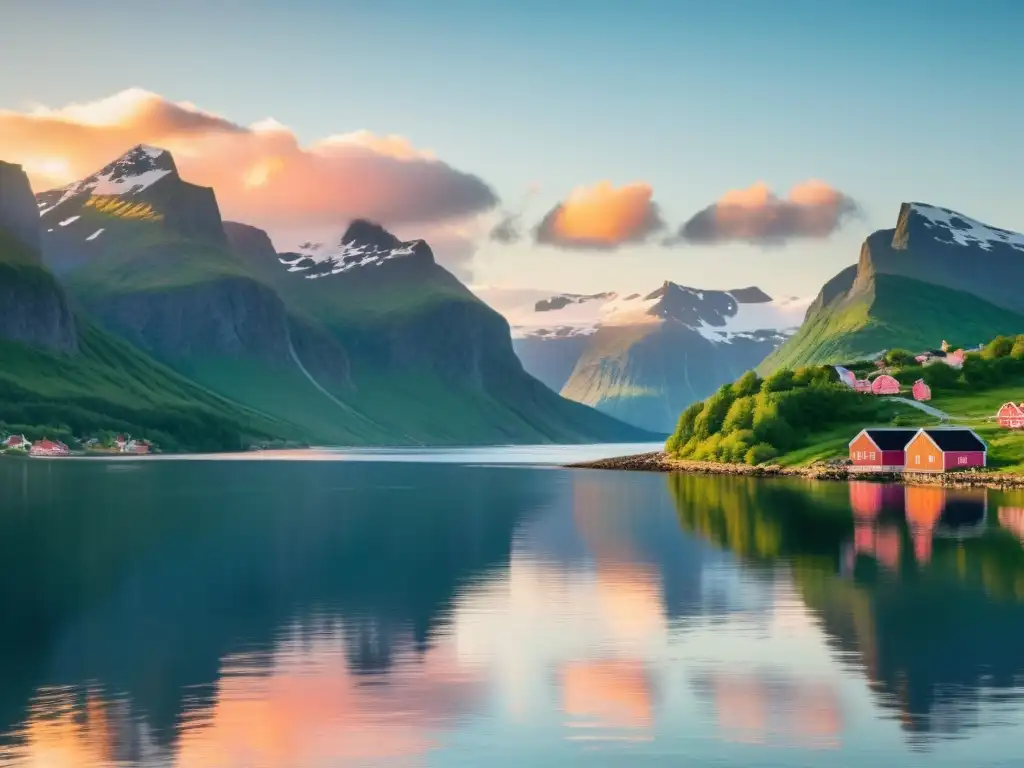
[0,89,498,234]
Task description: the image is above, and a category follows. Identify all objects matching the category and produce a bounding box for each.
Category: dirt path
[886,396,967,421]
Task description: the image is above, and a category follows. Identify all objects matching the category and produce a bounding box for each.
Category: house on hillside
[871,375,901,396]
[125,439,151,454]
[114,434,129,451]
[848,428,918,471]
[915,347,966,369]
[29,439,70,457]
[3,435,30,451]
[912,379,931,402]
[997,402,1024,429]
[905,428,986,473]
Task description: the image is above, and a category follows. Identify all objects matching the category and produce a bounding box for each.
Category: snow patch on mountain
[86,228,104,241]
[38,145,174,215]
[911,202,1024,253]
[490,285,809,341]
[279,238,419,279]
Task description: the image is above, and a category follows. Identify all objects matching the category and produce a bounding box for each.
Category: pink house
[997,402,1024,429]
[912,379,931,402]
[3,434,29,450]
[871,375,901,396]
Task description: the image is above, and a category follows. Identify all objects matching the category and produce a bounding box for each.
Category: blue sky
[2,0,1022,297]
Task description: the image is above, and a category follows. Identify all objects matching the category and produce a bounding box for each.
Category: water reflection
[2,460,1024,765]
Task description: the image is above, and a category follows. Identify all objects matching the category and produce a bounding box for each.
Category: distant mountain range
[483,283,808,432]
[761,203,1024,373]
[0,145,656,448]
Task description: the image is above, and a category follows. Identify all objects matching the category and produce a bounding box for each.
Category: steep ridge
[0,162,77,353]
[0,158,308,450]
[761,203,1024,373]
[243,220,657,443]
[488,283,806,432]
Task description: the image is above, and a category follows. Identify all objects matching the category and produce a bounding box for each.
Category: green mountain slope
[31,148,653,446]
[760,272,1024,374]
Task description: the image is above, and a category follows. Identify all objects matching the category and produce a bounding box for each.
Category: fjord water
[2,451,1024,767]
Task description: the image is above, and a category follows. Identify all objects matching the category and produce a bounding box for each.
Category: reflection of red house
[997,402,1024,429]
[871,375,901,396]
[998,507,1024,543]
[848,429,916,471]
[912,379,931,402]
[905,428,987,473]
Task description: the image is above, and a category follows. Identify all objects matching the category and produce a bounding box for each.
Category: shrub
[719,429,755,463]
[1011,335,1024,360]
[667,401,705,453]
[745,443,779,465]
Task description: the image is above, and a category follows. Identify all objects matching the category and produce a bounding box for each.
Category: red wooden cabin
[912,379,931,401]
[848,428,917,471]
[905,428,986,473]
[997,402,1024,429]
[871,375,901,396]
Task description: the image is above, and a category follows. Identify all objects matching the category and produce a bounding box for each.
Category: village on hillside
[0,432,154,458]
[841,338,1024,475]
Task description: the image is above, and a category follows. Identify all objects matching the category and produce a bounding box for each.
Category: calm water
[2,447,1024,767]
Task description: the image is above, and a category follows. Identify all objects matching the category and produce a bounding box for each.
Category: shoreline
[568,451,1024,490]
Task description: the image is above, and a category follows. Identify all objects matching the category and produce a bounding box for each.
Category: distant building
[871,375,901,396]
[114,434,129,451]
[848,428,918,471]
[905,428,986,473]
[29,439,70,457]
[912,379,931,402]
[3,434,30,450]
[997,402,1024,429]
[126,439,150,454]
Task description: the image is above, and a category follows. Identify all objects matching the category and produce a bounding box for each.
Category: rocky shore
[569,451,1024,490]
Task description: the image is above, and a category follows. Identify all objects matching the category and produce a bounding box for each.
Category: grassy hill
[760,273,1024,374]
[671,336,1024,472]
[0,323,303,451]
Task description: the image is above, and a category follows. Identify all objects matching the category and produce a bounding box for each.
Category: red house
[905,428,986,473]
[848,428,918,471]
[3,434,28,449]
[29,439,70,457]
[997,402,1024,429]
[871,374,901,396]
[912,379,931,402]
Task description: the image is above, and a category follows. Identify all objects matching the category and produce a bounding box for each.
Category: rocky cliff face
[0,161,78,354]
[860,202,1024,313]
[0,162,42,253]
[88,277,292,363]
[0,256,79,354]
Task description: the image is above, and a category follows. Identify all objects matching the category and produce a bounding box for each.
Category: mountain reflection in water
[1,457,1024,767]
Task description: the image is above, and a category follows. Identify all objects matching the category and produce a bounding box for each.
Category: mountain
[489,283,807,432]
[0,161,77,353]
[0,161,308,451]
[228,219,657,443]
[761,203,1024,374]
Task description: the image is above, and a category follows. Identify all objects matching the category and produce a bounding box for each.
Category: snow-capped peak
[909,202,1024,253]
[277,219,425,279]
[38,144,176,216]
[488,282,810,342]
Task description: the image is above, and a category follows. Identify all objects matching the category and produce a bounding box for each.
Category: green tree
[745,443,779,465]
[722,396,756,433]
[732,370,761,397]
[884,348,917,367]
[983,335,1014,360]
[667,401,705,454]
[693,385,735,441]
[1011,335,1024,360]
[762,368,796,393]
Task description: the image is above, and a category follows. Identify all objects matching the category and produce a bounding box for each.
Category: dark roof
[862,428,918,450]
[921,428,986,452]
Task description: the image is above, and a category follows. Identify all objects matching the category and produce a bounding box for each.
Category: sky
[1,0,1022,298]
